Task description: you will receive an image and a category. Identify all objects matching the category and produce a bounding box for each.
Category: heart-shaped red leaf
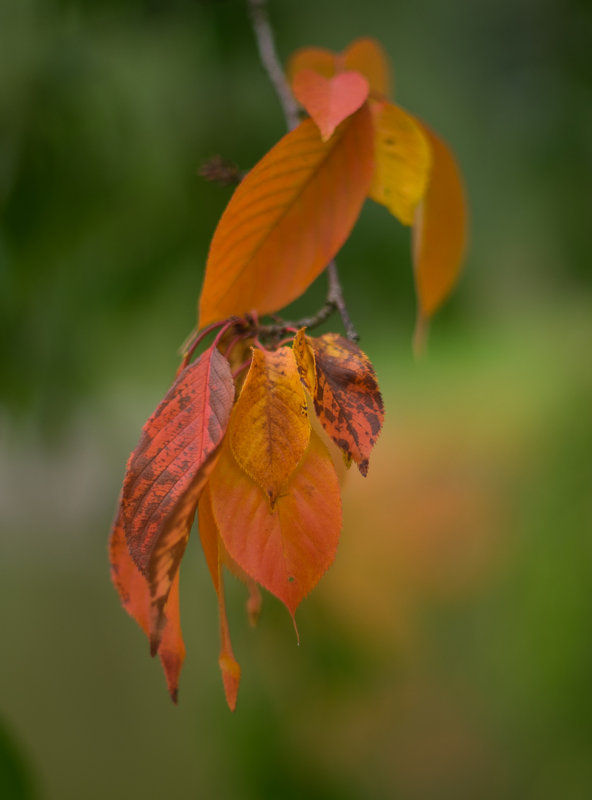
[292,69,370,142]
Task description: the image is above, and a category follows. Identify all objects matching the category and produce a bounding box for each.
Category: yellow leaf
[369,101,432,226]
[229,347,310,506]
[412,121,467,318]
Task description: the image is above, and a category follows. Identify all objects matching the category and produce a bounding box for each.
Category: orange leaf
[287,46,336,83]
[342,37,392,99]
[198,487,241,711]
[109,510,185,703]
[412,122,467,320]
[292,69,370,142]
[229,346,310,506]
[293,330,384,476]
[209,431,342,619]
[198,106,374,327]
[121,344,234,642]
[369,101,432,226]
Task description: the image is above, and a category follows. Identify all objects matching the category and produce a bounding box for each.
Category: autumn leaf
[369,101,432,226]
[294,330,384,476]
[412,121,467,323]
[342,37,391,99]
[120,344,234,643]
[292,69,369,142]
[229,346,310,506]
[288,38,391,100]
[198,486,242,711]
[198,106,374,327]
[209,431,342,619]
[109,509,185,703]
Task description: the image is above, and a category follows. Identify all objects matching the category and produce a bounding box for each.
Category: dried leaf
[198,486,241,711]
[198,106,374,326]
[294,330,384,476]
[412,121,467,320]
[209,431,342,619]
[369,101,432,225]
[120,344,234,639]
[229,347,310,506]
[342,37,391,99]
[292,69,369,142]
[109,510,185,703]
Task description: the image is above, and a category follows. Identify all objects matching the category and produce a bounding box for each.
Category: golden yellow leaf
[229,347,310,506]
[369,101,432,226]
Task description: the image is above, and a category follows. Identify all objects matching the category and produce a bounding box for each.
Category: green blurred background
[1,0,591,797]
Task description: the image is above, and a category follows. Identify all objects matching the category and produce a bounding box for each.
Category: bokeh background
[1,0,591,797]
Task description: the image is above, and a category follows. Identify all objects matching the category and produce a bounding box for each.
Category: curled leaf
[198,106,374,326]
[369,101,432,226]
[229,347,310,506]
[292,69,370,142]
[120,344,234,641]
[294,330,384,476]
[209,432,342,619]
[109,510,185,703]
[198,487,241,711]
[287,46,336,83]
[412,121,467,320]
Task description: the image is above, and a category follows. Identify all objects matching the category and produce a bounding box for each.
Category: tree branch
[245,0,359,342]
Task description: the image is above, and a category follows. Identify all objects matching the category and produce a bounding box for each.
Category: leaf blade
[368,101,432,226]
[292,69,369,142]
[209,432,342,618]
[109,510,185,703]
[342,37,392,99]
[294,331,384,476]
[412,121,468,319]
[198,106,375,326]
[229,347,310,506]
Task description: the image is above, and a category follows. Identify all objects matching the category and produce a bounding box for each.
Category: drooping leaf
[109,510,185,703]
[293,330,384,476]
[292,69,370,142]
[369,101,432,225]
[412,121,467,321]
[198,486,241,711]
[120,344,234,637]
[342,37,392,99]
[209,431,342,619]
[198,106,375,327]
[287,46,336,83]
[229,346,310,506]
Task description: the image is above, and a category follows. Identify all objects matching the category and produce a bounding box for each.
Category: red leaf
[198,106,374,327]
[209,431,342,619]
[109,509,185,703]
[121,344,234,642]
[293,330,384,476]
[292,69,370,142]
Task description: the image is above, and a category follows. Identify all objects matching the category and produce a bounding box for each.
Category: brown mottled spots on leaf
[294,332,384,475]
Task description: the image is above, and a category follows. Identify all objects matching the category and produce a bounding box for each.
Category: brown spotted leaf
[229,347,310,506]
[121,343,234,639]
[293,330,384,476]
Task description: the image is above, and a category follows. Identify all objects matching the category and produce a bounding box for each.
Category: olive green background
[1,0,591,798]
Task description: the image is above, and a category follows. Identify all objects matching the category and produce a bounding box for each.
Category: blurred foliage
[1,0,591,798]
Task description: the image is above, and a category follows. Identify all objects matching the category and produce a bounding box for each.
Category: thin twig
[247,0,300,131]
[245,0,359,341]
